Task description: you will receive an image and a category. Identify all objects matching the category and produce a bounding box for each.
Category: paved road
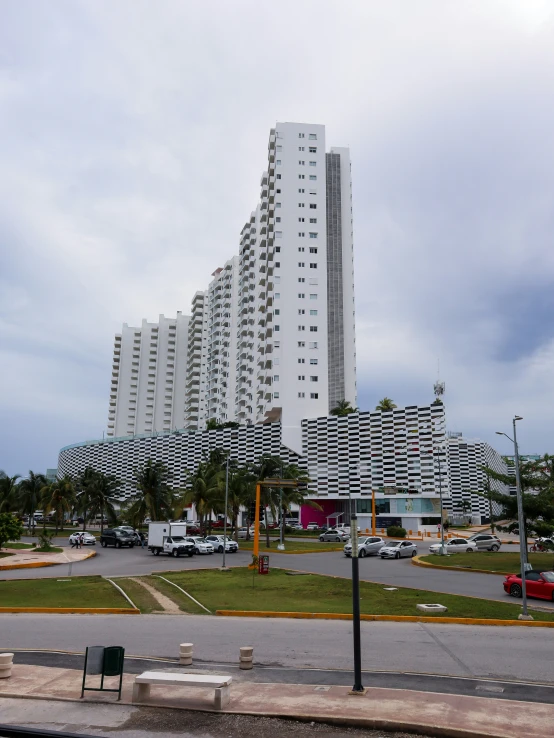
[4,540,552,611]
[2,614,554,684]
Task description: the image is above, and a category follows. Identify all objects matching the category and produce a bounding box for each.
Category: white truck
[147,522,195,558]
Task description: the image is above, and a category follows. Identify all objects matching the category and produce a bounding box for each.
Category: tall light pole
[496,416,532,620]
[436,450,447,556]
[347,489,364,693]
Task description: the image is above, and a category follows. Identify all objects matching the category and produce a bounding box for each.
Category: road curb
[215,609,554,627]
[0,548,96,571]
[0,606,139,614]
[412,556,512,576]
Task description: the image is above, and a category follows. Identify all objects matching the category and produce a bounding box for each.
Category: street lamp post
[347,489,364,693]
[436,452,447,556]
[496,416,532,620]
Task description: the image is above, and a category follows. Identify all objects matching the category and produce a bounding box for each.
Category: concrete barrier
[0,652,14,678]
[179,643,193,666]
[239,646,253,670]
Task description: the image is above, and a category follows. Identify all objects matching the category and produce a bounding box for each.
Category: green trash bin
[81,646,125,700]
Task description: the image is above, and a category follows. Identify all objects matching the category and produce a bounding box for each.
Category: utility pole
[222,455,230,571]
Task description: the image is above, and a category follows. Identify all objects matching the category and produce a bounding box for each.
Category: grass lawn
[3,542,35,550]
[419,552,554,573]
[116,578,160,613]
[0,575,134,609]
[0,552,14,559]
[239,539,342,553]
[33,546,64,553]
[153,567,554,621]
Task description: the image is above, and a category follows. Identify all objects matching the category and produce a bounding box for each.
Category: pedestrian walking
[139,531,146,549]
[70,535,76,549]
[78,533,84,549]
[443,520,449,534]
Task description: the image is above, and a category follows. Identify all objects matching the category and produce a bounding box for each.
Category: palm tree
[75,466,97,530]
[330,400,358,417]
[376,397,397,412]
[83,471,119,534]
[41,476,76,533]
[129,459,173,523]
[178,451,225,534]
[0,471,20,514]
[18,471,47,532]
[226,466,256,542]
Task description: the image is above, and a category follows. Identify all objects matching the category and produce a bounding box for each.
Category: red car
[504,570,554,601]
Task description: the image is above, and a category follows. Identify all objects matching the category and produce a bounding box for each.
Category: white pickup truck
[147,522,195,557]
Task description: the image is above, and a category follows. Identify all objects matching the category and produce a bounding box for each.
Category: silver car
[467,533,501,552]
[379,540,418,559]
[320,529,350,542]
[344,536,385,558]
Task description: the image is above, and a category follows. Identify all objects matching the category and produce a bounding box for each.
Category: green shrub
[386,525,406,539]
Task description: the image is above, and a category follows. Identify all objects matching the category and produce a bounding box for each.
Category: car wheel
[154,549,160,556]
[218,546,224,553]
[466,548,473,553]
[194,548,199,555]
[411,550,417,557]
[491,545,499,552]
[172,549,178,557]
[101,541,107,548]
[359,549,367,558]
[335,537,341,542]
[130,543,134,548]
[188,551,194,557]
[395,552,400,559]
[319,537,324,542]
[510,583,522,598]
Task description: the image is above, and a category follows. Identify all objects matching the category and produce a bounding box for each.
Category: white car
[429,538,478,554]
[306,523,319,531]
[68,532,96,546]
[186,537,214,555]
[379,540,418,559]
[205,535,239,553]
[344,536,386,558]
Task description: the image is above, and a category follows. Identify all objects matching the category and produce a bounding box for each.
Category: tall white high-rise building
[108,123,357,454]
[107,312,189,437]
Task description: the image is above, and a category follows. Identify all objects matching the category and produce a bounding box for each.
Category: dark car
[100,529,135,548]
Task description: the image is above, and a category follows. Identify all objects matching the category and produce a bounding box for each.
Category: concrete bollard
[179,643,193,666]
[239,646,253,670]
[0,653,14,679]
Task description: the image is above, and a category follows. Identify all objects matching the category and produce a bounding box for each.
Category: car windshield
[388,542,402,547]
[172,536,185,542]
[540,572,554,583]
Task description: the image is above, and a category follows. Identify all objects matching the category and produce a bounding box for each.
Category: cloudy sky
[1,0,553,475]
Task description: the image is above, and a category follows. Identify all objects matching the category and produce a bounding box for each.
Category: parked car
[306,523,319,531]
[100,529,135,548]
[68,532,96,546]
[113,526,141,543]
[344,536,386,558]
[467,533,502,552]
[289,523,304,531]
[186,537,214,555]
[504,570,554,601]
[429,538,478,554]
[71,518,85,526]
[237,527,251,540]
[379,541,418,559]
[320,529,350,542]
[205,535,239,553]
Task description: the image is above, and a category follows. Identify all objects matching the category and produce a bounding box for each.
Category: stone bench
[131,671,232,710]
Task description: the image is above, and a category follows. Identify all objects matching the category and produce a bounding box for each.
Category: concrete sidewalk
[0,662,552,738]
[0,547,94,570]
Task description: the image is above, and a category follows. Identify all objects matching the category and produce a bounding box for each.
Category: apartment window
[276,202,281,208]
[298,325,305,331]
[276,174,281,179]
[298,262,305,267]
[298,217,304,222]
[275,292,280,298]
[309,247,318,253]
[309,232,318,239]
[276,188,281,193]
[309,278,318,285]
[273,375,279,382]
[274,308,280,315]
[298,309,305,315]
[275,261,280,268]
[276,217,281,222]
[298,247,305,252]
[309,147,317,153]
[274,358,280,365]
[274,392,280,399]
[309,203,317,209]
[276,145,282,152]
[298,392,305,398]
[298,174,305,179]
[309,341,318,348]
[298,293,305,298]
[309,218,317,223]
[298,160,305,165]
[276,159,281,165]
[299,133,305,138]
[298,232,305,237]
[309,189,317,195]
[309,175,317,181]
[309,263,317,268]
[298,188,305,193]
[275,231,282,238]
[298,202,305,207]
[275,246,281,252]
[298,375,305,380]
[309,161,316,166]
[275,325,280,331]
[309,326,317,332]
[310,376,318,382]
[309,133,317,140]
[274,341,280,348]
[298,146,305,151]
[310,309,318,315]
[298,341,305,347]
[298,358,305,363]
[310,358,318,365]
[275,276,281,283]
[298,277,305,282]
[310,392,319,399]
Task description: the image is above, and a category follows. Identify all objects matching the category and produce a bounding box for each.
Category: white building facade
[107,313,190,438]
